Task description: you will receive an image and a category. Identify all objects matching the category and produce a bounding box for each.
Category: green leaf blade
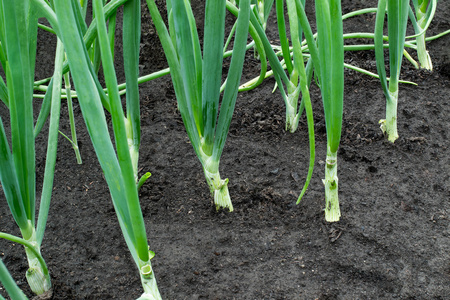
[172,0,204,136]
[123,0,141,149]
[202,0,226,154]
[2,1,37,225]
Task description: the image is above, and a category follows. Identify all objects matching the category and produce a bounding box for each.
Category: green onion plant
[146,0,251,211]
[408,0,437,70]
[0,1,67,296]
[275,0,314,134]
[298,0,344,222]
[267,0,346,221]
[47,0,161,298]
[375,0,409,143]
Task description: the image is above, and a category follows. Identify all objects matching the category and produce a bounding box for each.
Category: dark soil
[1,0,449,299]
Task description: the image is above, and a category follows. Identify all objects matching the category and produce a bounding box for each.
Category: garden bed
[1,0,449,299]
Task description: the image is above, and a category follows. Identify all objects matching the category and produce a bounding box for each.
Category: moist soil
[1,0,449,299]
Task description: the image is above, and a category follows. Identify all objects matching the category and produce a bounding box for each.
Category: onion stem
[323,148,340,222]
[204,165,233,211]
[380,90,399,143]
